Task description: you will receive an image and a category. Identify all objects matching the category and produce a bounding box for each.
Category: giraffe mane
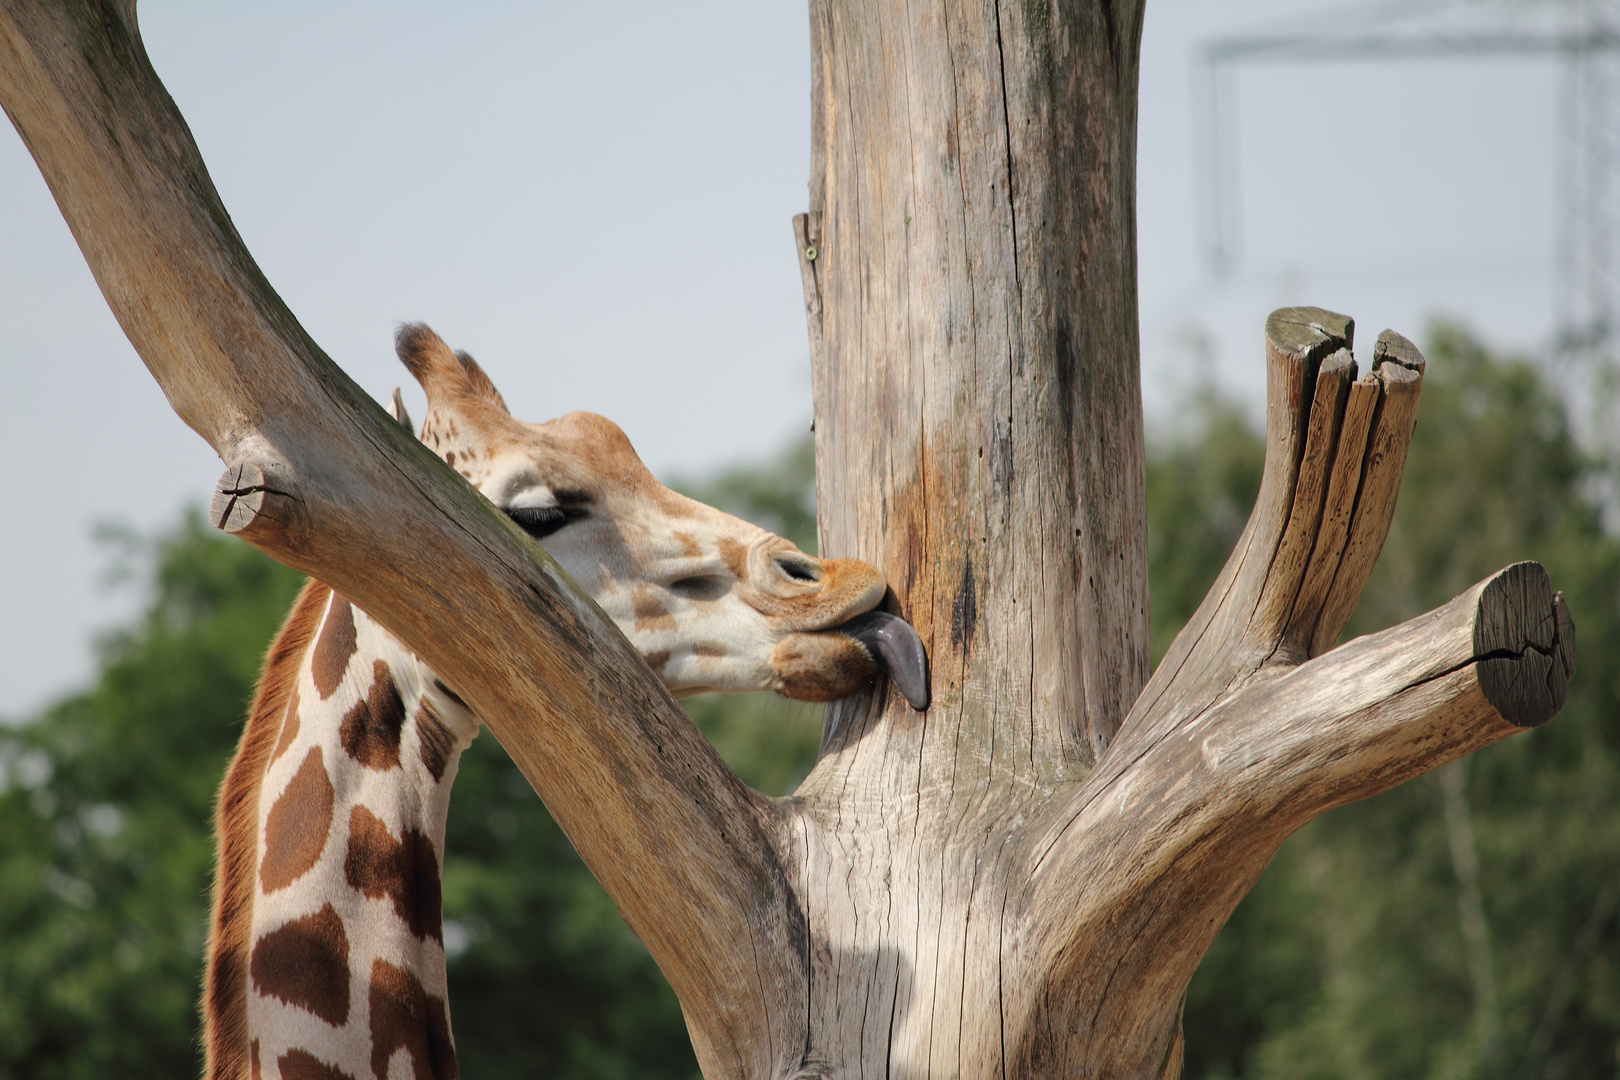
[204,579,330,1080]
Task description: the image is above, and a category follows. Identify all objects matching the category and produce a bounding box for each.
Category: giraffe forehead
[455,409,642,491]
[603,499,775,560]
[430,406,793,559]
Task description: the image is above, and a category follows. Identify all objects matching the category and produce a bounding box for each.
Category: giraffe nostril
[774,555,822,584]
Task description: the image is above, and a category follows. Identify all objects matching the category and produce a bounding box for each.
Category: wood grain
[1013,562,1565,1074]
[802,0,1151,769]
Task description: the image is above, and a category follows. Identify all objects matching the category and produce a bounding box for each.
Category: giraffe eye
[505,505,588,540]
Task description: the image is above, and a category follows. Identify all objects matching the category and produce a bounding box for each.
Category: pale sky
[0,1,1561,718]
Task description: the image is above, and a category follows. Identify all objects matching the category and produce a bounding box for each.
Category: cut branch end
[1475,562,1577,728]
[210,461,302,539]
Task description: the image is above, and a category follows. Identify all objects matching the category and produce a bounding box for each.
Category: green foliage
[0,512,305,1078]
[1172,326,1620,1080]
[438,737,699,1080]
[1146,389,1267,665]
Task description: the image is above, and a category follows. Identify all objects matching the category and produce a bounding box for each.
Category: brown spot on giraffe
[344,805,443,942]
[340,661,407,770]
[312,596,357,700]
[691,641,728,657]
[271,685,301,763]
[277,1048,356,1080]
[259,747,335,893]
[643,649,671,675]
[249,903,351,1026]
[415,700,455,783]
[631,585,676,633]
[717,536,749,578]
[672,530,702,557]
[251,1039,262,1080]
[368,959,458,1080]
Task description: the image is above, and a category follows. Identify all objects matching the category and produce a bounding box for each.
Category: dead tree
[0,1,1575,1076]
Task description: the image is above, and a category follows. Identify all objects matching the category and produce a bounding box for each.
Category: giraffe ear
[389,387,414,432]
[394,323,510,416]
[454,349,509,414]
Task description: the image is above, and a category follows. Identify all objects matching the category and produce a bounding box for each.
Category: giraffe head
[394,324,929,709]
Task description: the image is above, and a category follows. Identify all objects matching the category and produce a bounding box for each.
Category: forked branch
[1006,309,1577,1075]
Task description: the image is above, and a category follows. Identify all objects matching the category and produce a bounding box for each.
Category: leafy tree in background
[1177,325,1620,1080]
[0,513,304,1078]
[3,329,1616,1078]
[1143,386,1265,665]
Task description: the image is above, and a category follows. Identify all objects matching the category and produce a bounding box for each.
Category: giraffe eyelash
[504,504,589,540]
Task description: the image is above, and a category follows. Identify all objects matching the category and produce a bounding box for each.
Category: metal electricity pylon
[1194,0,1620,359]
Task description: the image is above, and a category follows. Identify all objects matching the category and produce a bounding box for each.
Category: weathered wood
[210,461,301,537]
[1015,561,1569,1074]
[1474,563,1575,727]
[803,0,1150,768]
[1287,369,1379,653]
[1,1,1580,1076]
[1313,329,1427,653]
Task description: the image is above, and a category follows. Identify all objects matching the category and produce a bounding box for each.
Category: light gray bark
[0,1,1576,1076]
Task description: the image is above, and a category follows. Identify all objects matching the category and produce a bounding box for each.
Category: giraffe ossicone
[205,324,928,1080]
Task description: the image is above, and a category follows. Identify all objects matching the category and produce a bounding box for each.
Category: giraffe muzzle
[835,611,931,711]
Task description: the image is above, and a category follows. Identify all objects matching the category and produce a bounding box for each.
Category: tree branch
[1011,561,1574,1073]
[0,1,799,1068]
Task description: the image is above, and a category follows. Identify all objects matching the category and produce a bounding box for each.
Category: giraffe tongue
[838,610,931,711]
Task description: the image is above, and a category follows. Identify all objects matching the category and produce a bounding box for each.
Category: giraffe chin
[770,612,931,711]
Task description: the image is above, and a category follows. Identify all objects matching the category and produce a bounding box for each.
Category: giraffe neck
[206,582,479,1080]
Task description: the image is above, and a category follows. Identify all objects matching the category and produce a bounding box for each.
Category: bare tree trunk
[788,8,1149,1067]
[0,1,1577,1076]
[799,0,1148,765]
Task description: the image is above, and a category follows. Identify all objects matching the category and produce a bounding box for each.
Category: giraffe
[203,324,929,1080]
